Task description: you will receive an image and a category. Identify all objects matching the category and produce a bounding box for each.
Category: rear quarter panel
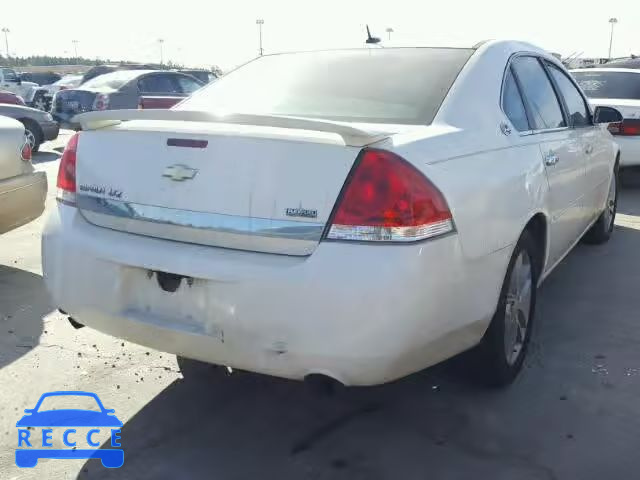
[392,132,548,261]
[379,41,553,262]
[0,116,28,180]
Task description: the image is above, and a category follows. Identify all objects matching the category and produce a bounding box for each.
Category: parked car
[0,90,26,106]
[0,104,60,152]
[0,116,47,235]
[42,41,621,388]
[0,67,39,106]
[571,68,640,166]
[19,72,62,86]
[51,70,204,128]
[31,74,83,111]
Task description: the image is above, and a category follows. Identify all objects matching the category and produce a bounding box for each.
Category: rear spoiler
[72,109,391,147]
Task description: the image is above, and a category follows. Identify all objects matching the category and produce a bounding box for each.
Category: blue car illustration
[16,391,123,468]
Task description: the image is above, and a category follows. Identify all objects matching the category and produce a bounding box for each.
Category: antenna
[365,25,381,44]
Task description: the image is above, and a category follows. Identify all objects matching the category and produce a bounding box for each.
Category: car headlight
[44,112,54,121]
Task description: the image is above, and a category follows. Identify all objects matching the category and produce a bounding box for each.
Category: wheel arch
[522,212,548,280]
[18,117,43,142]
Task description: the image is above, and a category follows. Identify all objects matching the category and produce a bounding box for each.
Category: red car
[0,90,26,106]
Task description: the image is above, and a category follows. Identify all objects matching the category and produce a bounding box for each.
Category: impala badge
[162,164,198,182]
[285,206,318,219]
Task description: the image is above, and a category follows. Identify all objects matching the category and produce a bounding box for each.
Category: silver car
[0,116,47,234]
[0,104,59,152]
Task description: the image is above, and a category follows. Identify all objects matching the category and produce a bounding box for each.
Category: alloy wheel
[503,251,532,366]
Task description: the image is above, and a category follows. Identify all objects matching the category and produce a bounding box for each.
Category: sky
[1,0,637,71]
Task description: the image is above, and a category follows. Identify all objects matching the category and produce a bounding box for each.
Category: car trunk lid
[588,98,640,119]
[73,110,399,255]
[53,89,97,115]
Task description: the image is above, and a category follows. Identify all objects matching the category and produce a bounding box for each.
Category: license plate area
[120,268,224,340]
[63,100,80,111]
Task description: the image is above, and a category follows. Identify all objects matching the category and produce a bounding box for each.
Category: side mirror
[594,106,623,124]
[23,409,34,414]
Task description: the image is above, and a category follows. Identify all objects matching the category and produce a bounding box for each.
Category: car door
[545,62,610,223]
[511,56,587,267]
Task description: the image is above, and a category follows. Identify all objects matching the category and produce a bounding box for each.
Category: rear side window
[512,57,566,130]
[178,48,474,125]
[502,68,530,131]
[546,63,591,127]
[138,74,180,94]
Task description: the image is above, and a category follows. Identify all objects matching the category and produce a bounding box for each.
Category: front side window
[546,63,591,127]
[502,67,530,131]
[512,56,566,130]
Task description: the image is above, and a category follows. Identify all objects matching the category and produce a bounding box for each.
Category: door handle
[544,152,559,166]
[585,144,594,155]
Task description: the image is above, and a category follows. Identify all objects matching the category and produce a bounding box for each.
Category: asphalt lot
[1,134,640,479]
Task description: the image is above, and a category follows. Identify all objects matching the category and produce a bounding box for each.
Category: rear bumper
[51,112,80,130]
[0,172,47,234]
[42,203,510,385]
[40,120,60,141]
[614,137,640,166]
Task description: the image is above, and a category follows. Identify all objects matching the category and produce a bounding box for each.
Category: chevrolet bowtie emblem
[162,164,199,181]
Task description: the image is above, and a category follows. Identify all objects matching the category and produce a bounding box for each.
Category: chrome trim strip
[76,195,325,242]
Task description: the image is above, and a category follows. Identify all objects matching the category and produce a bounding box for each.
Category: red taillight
[57,132,79,196]
[20,142,32,162]
[608,119,640,136]
[326,149,453,242]
[93,93,110,111]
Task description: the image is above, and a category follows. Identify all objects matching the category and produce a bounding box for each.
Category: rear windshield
[572,71,640,99]
[178,48,474,125]
[81,70,145,90]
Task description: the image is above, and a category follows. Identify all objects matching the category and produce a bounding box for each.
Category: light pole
[386,27,394,41]
[608,18,618,59]
[256,19,264,56]
[72,40,79,59]
[1,28,9,59]
[158,38,165,65]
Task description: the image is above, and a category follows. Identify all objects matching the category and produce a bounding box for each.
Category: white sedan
[42,40,620,387]
[571,68,640,166]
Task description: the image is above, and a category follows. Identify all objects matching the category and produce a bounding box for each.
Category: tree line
[0,54,185,69]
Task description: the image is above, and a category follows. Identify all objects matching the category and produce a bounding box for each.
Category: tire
[21,120,42,153]
[472,231,538,387]
[583,166,618,245]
